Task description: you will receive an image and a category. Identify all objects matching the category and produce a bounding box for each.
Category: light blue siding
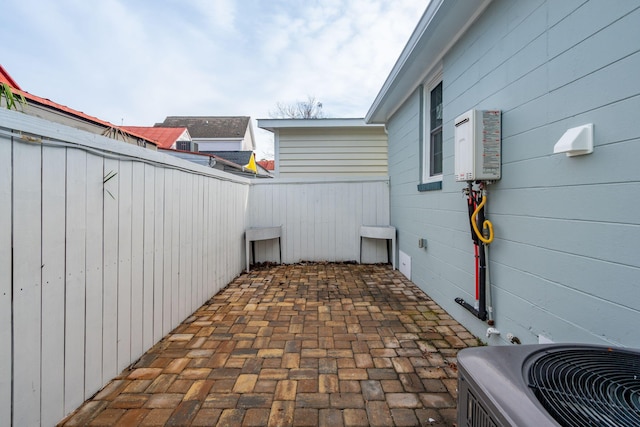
[387,0,640,346]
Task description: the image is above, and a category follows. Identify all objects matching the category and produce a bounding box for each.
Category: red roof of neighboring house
[0,65,156,146]
[0,64,21,89]
[257,159,275,171]
[121,126,188,149]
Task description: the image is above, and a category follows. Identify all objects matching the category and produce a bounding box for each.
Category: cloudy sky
[1,0,428,158]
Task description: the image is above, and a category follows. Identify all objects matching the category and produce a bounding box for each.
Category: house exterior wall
[277,127,388,177]
[195,139,243,151]
[241,124,255,151]
[386,0,640,347]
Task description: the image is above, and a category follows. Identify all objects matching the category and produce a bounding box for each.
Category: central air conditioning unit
[457,344,640,427]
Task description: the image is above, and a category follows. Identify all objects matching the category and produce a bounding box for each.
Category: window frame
[420,69,444,188]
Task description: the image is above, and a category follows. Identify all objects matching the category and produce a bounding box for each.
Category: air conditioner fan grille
[528,348,640,427]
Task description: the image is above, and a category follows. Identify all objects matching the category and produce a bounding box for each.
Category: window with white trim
[420,72,443,190]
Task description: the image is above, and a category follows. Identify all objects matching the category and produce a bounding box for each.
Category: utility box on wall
[454,109,501,182]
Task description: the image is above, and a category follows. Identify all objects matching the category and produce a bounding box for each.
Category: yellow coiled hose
[471,194,494,244]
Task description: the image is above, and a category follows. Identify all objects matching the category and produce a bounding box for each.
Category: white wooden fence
[1,109,391,426]
[249,178,391,265]
[1,110,250,426]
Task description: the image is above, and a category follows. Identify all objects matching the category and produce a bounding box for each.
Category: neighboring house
[121,126,194,151]
[155,116,255,152]
[0,65,157,149]
[257,118,387,177]
[257,159,274,171]
[158,149,271,178]
[366,0,640,347]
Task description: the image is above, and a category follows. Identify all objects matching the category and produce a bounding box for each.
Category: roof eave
[257,118,384,132]
[365,0,493,124]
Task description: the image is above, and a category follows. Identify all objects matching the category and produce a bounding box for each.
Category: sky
[1,0,429,159]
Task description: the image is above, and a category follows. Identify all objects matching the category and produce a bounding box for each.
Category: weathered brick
[319,408,344,427]
[243,408,271,426]
[418,392,456,408]
[390,408,419,426]
[217,408,246,426]
[275,380,298,400]
[330,393,365,409]
[140,408,173,426]
[385,393,421,408]
[191,409,222,426]
[62,401,109,426]
[113,408,149,426]
[233,374,259,393]
[268,400,295,427]
[163,358,190,374]
[295,393,329,408]
[338,368,368,380]
[360,380,384,401]
[184,380,214,401]
[145,393,183,409]
[343,408,369,426]
[365,401,393,427]
[110,394,149,409]
[88,408,125,426]
[293,407,319,426]
[237,393,274,408]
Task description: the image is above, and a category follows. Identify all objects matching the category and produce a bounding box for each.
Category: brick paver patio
[59,263,480,426]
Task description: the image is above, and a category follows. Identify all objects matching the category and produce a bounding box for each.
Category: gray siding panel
[387,0,640,347]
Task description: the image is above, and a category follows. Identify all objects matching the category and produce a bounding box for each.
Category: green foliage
[0,83,26,111]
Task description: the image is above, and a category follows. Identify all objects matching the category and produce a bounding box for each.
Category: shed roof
[203,151,253,166]
[155,116,250,139]
[121,126,189,149]
[257,118,383,132]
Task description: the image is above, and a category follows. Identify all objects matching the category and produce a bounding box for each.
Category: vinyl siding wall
[277,127,388,177]
[386,0,640,347]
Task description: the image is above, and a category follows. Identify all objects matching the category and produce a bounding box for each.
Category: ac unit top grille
[527,347,640,427]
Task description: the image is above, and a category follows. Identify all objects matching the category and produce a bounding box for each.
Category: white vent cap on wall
[553,124,593,157]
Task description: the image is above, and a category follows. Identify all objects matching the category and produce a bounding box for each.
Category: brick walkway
[59,263,479,426]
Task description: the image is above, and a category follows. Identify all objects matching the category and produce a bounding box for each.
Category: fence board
[12,139,42,427]
[202,178,210,298]
[163,169,174,336]
[143,164,155,351]
[179,172,189,322]
[130,162,145,362]
[117,161,133,371]
[84,153,104,399]
[102,159,119,383]
[153,168,165,343]
[170,171,181,329]
[195,176,203,307]
[40,146,66,425]
[64,149,87,414]
[0,133,12,427]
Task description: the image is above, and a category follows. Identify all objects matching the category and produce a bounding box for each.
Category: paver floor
[59,263,480,426]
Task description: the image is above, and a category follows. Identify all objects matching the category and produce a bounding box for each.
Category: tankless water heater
[454,109,501,182]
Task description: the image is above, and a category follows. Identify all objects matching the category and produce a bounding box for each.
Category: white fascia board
[365,0,493,124]
[257,118,384,132]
